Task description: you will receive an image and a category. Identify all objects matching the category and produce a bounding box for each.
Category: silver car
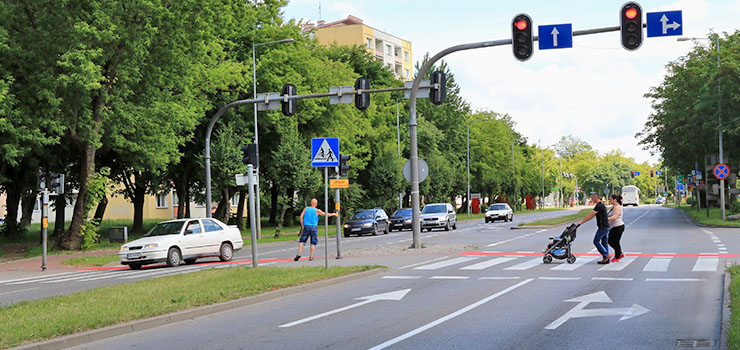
[421,203,457,231]
[485,203,513,223]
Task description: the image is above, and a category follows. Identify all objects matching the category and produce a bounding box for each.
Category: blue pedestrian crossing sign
[634,171,641,176]
[646,11,682,38]
[538,24,573,50]
[656,170,663,175]
[311,138,339,167]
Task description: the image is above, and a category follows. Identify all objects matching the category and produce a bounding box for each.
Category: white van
[622,186,640,206]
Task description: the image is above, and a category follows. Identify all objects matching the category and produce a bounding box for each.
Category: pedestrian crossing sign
[311,138,340,167]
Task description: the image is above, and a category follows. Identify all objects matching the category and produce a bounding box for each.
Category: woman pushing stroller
[577,192,611,265]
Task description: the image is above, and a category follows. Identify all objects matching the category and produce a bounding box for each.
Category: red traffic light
[625,8,638,19]
[515,20,528,31]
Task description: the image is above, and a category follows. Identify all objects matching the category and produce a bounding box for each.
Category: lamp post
[252,37,294,234]
[467,118,489,217]
[678,35,725,220]
[511,139,516,211]
[540,140,544,211]
[396,98,402,209]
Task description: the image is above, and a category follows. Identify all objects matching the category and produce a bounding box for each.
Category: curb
[673,207,740,229]
[11,267,388,350]
[721,269,731,350]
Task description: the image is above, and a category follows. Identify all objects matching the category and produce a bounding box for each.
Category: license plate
[352,228,360,232]
[126,252,141,259]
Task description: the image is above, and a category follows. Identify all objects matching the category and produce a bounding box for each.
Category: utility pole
[558,157,563,208]
[512,139,516,211]
[540,142,544,211]
[396,99,402,209]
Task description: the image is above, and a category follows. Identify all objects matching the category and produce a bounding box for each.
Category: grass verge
[727,265,740,349]
[519,209,593,226]
[60,254,119,267]
[672,205,740,227]
[0,265,380,349]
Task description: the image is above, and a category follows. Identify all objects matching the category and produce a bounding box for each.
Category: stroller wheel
[566,255,577,264]
[543,255,553,264]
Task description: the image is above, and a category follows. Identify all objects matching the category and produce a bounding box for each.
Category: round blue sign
[713,164,730,180]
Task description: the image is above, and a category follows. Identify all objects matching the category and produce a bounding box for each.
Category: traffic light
[511,14,533,61]
[430,71,446,105]
[620,2,643,51]
[354,77,370,110]
[650,170,654,177]
[241,144,258,167]
[630,171,635,178]
[339,154,351,177]
[328,166,338,178]
[49,173,64,194]
[281,84,297,116]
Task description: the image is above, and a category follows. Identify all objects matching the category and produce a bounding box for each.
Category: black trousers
[608,225,625,258]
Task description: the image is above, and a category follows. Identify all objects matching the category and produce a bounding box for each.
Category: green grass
[0,265,380,349]
[672,205,740,227]
[0,249,4,258]
[519,209,593,226]
[60,254,119,267]
[727,265,740,349]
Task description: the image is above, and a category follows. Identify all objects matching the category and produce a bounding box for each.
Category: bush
[730,200,740,214]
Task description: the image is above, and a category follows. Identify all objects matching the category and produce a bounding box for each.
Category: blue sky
[282,0,740,163]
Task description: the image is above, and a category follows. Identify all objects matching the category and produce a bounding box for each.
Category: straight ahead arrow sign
[551,27,560,47]
[279,289,411,328]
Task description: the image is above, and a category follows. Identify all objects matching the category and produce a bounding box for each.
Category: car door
[182,220,206,257]
[379,210,389,231]
[201,219,226,255]
[448,204,457,225]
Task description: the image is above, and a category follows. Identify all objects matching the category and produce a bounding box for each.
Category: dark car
[343,208,390,237]
[389,208,415,232]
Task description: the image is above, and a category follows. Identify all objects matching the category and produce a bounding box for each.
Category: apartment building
[304,15,413,81]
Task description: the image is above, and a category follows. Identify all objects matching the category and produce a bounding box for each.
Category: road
[60,205,733,350]
[0,209,577,306]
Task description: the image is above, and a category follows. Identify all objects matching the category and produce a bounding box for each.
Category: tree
[554,135,593,159]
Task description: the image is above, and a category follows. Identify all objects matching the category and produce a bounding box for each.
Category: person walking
[607,194,626,263]
[294,198,337,262]
[577,192,611,264]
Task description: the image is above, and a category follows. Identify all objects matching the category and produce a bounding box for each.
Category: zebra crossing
[399,253,722,274]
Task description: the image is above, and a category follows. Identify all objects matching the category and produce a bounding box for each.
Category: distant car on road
[343,208,390,237]
[118,218,243,270]
[389,208,415,232]
[655,197,666,204]
[485,203,513,223]
[421,203,457,231]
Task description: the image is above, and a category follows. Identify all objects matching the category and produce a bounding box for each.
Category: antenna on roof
[318,1,322,20]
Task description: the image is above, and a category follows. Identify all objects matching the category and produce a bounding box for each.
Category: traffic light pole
[247,164,258,268]
[335,173,342,259]
[41,188,48,271]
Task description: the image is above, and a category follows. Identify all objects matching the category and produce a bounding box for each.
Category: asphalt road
[0,208,578,306]
[61,205,734,350]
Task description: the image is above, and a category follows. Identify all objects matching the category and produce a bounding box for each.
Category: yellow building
[304,15,413,81]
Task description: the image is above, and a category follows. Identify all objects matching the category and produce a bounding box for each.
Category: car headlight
[120,246,127,251]
[144,243,158,249]
[362,223,373,228]
[343,224,349,229]
[405,219,412,223]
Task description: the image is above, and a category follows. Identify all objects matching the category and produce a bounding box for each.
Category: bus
[621,185,640,206]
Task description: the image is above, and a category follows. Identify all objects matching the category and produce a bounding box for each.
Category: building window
[366,38,373,49]
[156,193,168,208]
[386,44,392,56]
[172,192,179,206]
[404,69,410,79]
[404,51,409,62]
[230,194,239,207]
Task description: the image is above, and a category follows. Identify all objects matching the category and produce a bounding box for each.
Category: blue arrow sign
[538,24,573,50]
[634,171,641,176]
[311,138,339,167]
[647,11,682,38]
[656,170,663,175]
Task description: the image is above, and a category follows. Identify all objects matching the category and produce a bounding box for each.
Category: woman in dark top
[577,192,611,264]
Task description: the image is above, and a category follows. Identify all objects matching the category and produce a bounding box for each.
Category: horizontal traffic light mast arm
[531,23,646,42]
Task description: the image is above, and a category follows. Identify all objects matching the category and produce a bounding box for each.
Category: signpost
[646,11,682,37]
[330,179,349,189]
[538,24,573,50]
[312,138,340,269]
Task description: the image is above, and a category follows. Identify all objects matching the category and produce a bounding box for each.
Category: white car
[485,203,513,223]
[421,203,457,231]
[119,218,244,269]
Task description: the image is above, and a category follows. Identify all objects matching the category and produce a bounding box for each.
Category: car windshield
[144,221,185,236]
[489,205,507,210]
[422,205,446,214]
[393,209,412,216]
[352,210,374,220]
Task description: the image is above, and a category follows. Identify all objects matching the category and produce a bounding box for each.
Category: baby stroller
[543,223,579,264]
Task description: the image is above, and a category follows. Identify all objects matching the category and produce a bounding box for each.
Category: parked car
[343,208,390,237]
[485,203,514,223]
[118,218,244,270]
[655,197,666,204]
[389,208,415,231]
[421,203,457,231]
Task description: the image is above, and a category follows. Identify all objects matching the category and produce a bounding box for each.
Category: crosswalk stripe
[414,257,479,270]
[6,271,106,285]
[598,257,637,271]
[77,270,134,282]
[460,257,517,270]
[118,266,205,280]
[551,257,598,271]
[504,258,542,271]
[692,257,718,272]
[0,271,80,284]
[40,271,119,284]
[643,258,672,272]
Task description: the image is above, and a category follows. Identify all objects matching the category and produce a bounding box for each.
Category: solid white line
[382,276,422,280]
[398,256,449,270]
[592,277,633,281]
[430,276,470,280]
[414,257,479,270]
[280,299,376,328]
[0,287,39,296]
[538,277,580,281]
[645,278,706,282]
[368,279,534,350]
[479,277,521,280]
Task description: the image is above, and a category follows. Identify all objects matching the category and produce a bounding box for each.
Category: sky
[281,0,740,164]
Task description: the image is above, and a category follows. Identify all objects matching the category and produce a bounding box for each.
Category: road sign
[714,163,730,180]
[329,86,353,105]
[545,291,649,330]
[634,171,640,176]
[696,169,702,180]
[538,24,573,50]
[646,11,682,37]
[656,170,662,175]
[311,138,339,167]
[471,193,482,199]
[403,158,429,183]
[330,179,349,189]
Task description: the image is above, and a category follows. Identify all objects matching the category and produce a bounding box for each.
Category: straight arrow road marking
[545,291,649,330]
[279,289,411,328]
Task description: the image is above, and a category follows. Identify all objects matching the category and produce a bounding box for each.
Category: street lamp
[467,118,489,217]
[677,35,725,220]
[251,37,294,234]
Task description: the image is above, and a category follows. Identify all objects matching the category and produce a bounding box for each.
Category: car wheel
[453,222,457,230]
[166,247,182,267]
[384,226,389,235]
[444,221,450,231]
[184,259,197,265]
[344,233,350,238]
[219,242,233,262]
[485,218,489,223]
[510,214,514,221]
[372,224,379,236]
[129,264,143,270]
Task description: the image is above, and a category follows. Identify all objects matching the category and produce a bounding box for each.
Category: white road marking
[598,257,637,271]
[592,277,633,281]
[538,277,581,281]
[398,256,449,270]
[504,258,543,271]
[692,257,719,272]
[77,270,135,282]
[368,279,534,350]
[0,271,81,284]
[645,278,706,282]
[479,277,521,280]
[430,276,470,280]
[0,287,39,296]
[7,271,108,285]
[382,276,423,280]
[643,258,672,272]
[460,257,517,270]
[551,257,598,271]
[414,257,479,270]
[118,265,205,280]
